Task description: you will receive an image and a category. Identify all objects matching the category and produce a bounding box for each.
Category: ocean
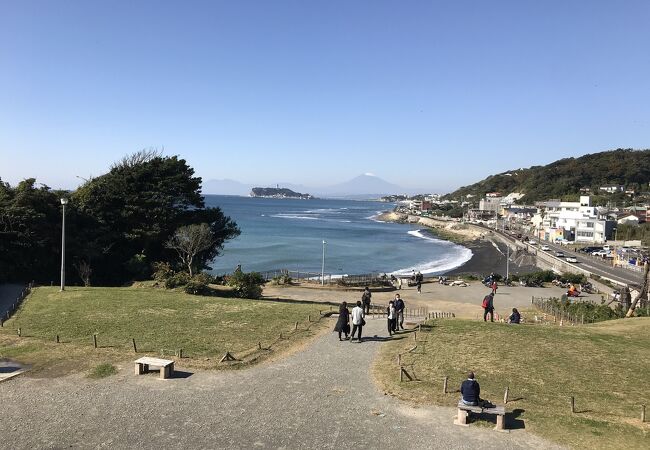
[204,195,472,276]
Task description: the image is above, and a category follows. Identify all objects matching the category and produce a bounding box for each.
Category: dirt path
[0,313,561,449]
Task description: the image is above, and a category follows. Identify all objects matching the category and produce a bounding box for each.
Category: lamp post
[60,198,69,291]
[321,240,327,286]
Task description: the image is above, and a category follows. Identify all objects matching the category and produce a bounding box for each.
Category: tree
[165,223,215,277]
[71,152,240,284]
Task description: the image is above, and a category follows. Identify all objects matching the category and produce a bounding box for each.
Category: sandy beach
[376,210,539,278]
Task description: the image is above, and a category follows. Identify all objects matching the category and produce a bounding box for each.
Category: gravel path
[0,316,561,449]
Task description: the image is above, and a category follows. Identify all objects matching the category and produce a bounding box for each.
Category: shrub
[152,261,174,282]
[270,273,293,285]
[560,273,586,284]
[191,272,214,285]
[184,280,211,295]
[227,270,265,299]
[165,271,190,289]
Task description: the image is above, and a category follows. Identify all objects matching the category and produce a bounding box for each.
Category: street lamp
[321,240,327,286]
[60,198,68,291]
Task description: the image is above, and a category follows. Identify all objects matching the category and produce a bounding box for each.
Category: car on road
[529,240,537,245]
[555,251,565,257]
[541,245,551,251]
[566,257,578,263]
[592,250,609,257]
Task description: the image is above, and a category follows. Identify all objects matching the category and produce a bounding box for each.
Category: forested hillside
[445,149,650,203]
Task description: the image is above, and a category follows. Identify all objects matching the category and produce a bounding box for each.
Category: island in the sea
[250,187,314,199]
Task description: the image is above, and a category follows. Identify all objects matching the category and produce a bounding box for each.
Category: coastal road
[483,225,645,288]
[0,317,560,449]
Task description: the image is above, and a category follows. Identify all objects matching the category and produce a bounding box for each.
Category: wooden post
[55,334,60,343]
[397,354,401,365]
[581,314,584,325]
[443,376,448,394]
[399,366,403,382]
[17,327,21,337]
[642,404,646,423]
[295,321,298,330]
[178,348,183,358]
[279,332,283,339]
[93,334,98,348]
[308,315,311,322]
[258,341,262,350]
[132,338,137,353]
[504,386,509,404]
[418,324,421,332]
[570,396,575,413]
[413,332,417,341]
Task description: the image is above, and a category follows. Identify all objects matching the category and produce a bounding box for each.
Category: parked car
[592,250,608,257]
[555,251,565,257]
[566,257,578,263]
[541,245,551,251]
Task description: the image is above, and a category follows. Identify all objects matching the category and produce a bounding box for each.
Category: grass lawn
[0,286,328,375]
[373,318,650,449]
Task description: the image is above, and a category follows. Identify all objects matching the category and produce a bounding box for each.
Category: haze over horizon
[1,1,649,192]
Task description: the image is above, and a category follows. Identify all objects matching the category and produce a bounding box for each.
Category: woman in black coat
[333,301,350,341]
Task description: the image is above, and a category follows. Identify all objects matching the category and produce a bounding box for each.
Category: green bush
[88,363,118,379]
[545,296,624,322]
[270,273,292,285]
[152,261,174,282]
[191,272,215,285]
[227,270,264,299]
[165,271,190,289]
[183,280,211,295]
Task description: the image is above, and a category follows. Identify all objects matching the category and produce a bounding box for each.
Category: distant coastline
[249,187,314,199]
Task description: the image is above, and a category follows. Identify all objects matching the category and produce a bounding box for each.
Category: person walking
[395,294,405,330]
[361,286,372,315]
[482,292,495,322]
[416,271,423,293]
[350,300,365,342]
[333,301,350,340]
[387,300,396,336]
[491,280,498,295]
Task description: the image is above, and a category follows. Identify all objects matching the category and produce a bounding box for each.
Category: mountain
[202,179,252,196]
[317,174,406,198]
[444,148,650,203]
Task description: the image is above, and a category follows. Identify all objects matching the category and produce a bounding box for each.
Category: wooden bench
[134,357,174,379]
[454,401,507,432]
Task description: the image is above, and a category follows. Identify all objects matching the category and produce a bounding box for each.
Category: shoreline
[377,210,539,278]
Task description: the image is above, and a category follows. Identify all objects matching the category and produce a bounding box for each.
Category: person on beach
[397,276,403,290]
[415,271,423,293]
[333,301,350,340]
[387,300,396,336]
[361,286,372,315]
[482,292,494,322]
[395,294,405,330]
[507,308,521,324]
[350,300,365,342]
[491,280,498,295]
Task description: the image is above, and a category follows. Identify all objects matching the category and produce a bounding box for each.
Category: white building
[532,196,614,243]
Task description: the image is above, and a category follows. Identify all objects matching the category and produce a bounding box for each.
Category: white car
[529,240,537,245]
[555,251,565,258]
[541,245,551,251]
[566,257,578,263]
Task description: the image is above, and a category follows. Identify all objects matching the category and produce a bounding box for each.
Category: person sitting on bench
[460,371,482,406]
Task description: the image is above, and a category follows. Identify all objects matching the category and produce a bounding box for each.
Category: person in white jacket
[350,301,365,342]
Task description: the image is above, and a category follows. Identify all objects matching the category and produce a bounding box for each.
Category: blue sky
[1,0,649,193]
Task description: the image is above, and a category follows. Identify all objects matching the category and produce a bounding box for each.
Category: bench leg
[495,414,508,432]
[160,365,167,379]
[169,362,174,378]
[134,363,142,375]
[454,409,469,427]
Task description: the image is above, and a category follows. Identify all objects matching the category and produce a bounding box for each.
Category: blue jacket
[460,379,480,403]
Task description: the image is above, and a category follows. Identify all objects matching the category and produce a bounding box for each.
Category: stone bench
[454,401,507,432]
[134,357,174,379]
